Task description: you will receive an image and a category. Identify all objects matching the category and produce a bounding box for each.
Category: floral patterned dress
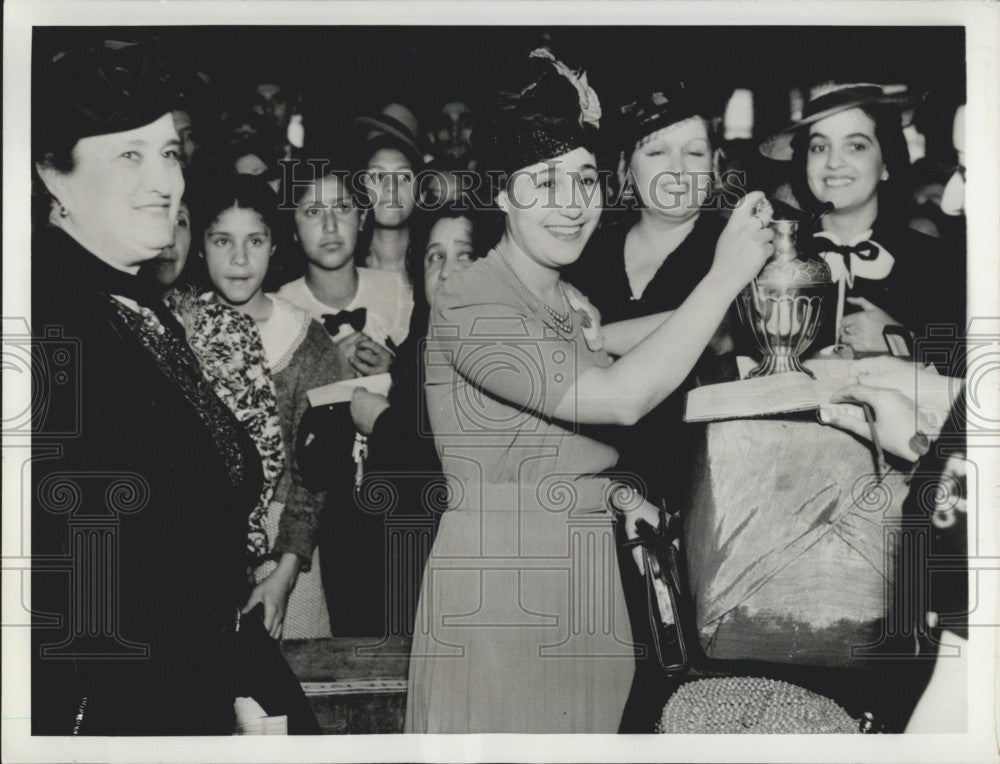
[166,290,285,559]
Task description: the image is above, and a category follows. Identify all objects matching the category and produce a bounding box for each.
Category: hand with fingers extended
[818,382,939,463]
[846,355,958,424]
[242,553,301,640]
[708,191,776,296]
[839,296,899,353]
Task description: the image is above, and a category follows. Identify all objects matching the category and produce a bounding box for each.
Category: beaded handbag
[656,676,858,734]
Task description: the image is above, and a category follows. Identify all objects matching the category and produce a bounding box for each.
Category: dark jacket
[31,228,263,735]
[297,304,442,637]
[803,217,966,375]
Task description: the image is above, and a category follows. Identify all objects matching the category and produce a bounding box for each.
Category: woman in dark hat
[403,49,774,733]
[30,40,316,735]
[761,83,965,370]
[568,84,731,330]
[562,87,741,729]
[565,82,736,517]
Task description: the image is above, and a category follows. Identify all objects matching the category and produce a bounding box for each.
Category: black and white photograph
[3,1,998,762]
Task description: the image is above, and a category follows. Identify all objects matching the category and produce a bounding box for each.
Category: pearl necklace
[494,246,574,335]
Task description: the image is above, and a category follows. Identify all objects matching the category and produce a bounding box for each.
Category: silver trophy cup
[736,219,833,379]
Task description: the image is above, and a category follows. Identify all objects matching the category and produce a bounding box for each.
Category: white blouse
[276,268,413,348]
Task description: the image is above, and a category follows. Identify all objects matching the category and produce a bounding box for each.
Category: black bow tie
[827,241,880,261]
[322,307,367,335]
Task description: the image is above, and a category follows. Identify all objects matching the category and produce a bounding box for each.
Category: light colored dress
[404,252,635,733]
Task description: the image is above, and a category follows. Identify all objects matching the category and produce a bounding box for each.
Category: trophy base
[745,354,817,380]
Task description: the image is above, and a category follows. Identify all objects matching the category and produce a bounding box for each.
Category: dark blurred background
[32,25,965,130]
[33,25,965,199]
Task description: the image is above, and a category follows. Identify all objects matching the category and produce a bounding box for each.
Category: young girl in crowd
[277,154,410,635]
[187,173,351,641]
[354,105,424,278]
[277,153,413,364]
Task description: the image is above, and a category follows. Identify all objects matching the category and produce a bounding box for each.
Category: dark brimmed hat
[760,82,914,161]
[34,40,177,155]
[354,103,424,167]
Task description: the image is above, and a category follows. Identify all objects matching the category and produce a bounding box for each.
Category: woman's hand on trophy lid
[710,191,775,294]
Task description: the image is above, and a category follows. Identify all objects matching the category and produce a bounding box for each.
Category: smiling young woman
[761,84,966,368]
[404,49,773,734]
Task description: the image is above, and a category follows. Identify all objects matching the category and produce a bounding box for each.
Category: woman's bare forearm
[603,311,674,356]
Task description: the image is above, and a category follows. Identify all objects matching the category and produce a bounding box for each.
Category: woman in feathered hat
[404,48,774,733]
[761,83,965,367]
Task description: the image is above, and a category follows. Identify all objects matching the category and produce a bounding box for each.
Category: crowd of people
[29,35,968,736]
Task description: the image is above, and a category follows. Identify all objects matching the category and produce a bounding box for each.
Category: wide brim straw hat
[759,82,914,161]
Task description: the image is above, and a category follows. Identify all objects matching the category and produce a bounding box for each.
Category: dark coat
[31,228,263,735]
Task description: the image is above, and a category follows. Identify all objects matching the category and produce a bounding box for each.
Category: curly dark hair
[406,201,485,308]
[189,171,294,291]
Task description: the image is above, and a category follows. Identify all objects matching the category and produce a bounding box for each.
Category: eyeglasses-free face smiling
[39,112,185,268]
[499,146,602,269]
[629,116,713,220]
[806,107,887,216]
[203,205,275,309]
[294,174,360,271]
